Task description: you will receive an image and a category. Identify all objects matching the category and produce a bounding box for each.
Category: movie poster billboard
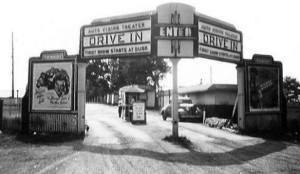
[247,66,280,112]
[32,62,73,110]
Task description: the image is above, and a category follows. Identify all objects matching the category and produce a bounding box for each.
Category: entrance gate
[79,3,243,136]
[26,3,283,135]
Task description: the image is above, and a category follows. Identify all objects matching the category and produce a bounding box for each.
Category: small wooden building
[119,85,155,108]
[159,84,238,120]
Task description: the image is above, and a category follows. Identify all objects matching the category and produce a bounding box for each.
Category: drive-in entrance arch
[79,3,243,137]
[26,3,283,135]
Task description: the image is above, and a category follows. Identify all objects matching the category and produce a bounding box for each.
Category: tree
[109,57,170,91]
[86,59,111,101]
[283,76,300,103]
[85,57,170,100]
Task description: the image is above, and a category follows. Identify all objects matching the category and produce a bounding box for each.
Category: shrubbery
[204,117,238,133]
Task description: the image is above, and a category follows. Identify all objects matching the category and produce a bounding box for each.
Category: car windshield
[180,99,192,104]
[169,97,192,104]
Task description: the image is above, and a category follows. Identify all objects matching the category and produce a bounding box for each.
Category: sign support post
[171,58,180,137]
[236,65,245,130]
[77,61,88,134]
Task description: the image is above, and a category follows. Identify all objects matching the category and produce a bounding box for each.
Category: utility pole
[12,32,15,98]
[210,66,212,84]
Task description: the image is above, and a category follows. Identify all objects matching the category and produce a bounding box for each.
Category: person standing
[118,99,122,118]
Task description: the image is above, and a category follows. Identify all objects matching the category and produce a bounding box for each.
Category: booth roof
[119,85,146,93]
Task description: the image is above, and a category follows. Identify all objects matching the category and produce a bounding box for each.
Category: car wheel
[178,113,182,122]
[162,112,167,121]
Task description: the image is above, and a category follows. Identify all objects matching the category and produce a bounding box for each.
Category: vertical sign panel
[156,3,196,58]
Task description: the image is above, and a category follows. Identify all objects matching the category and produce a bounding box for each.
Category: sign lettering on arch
[80,18,152,59]
[155,3,196,58]
[198,20,243,63]
[79,3,243,63]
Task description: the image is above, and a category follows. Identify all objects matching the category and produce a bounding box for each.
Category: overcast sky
[1,0,299,97]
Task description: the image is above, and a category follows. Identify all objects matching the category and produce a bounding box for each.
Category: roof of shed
[119,85,145,93]
[178,84,237,94]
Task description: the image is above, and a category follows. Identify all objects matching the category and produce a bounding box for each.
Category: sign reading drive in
[198,20,242,63]
[80,18,151,58]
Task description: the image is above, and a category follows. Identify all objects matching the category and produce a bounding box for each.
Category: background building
[159,84,238,121]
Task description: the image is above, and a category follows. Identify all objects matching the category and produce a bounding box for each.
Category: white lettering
[159,26,192,37]
[84,19,151,35]
[202,33,239,51]
[87,31,147,46]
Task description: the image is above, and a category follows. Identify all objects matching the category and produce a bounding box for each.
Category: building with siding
[159,84,238,121]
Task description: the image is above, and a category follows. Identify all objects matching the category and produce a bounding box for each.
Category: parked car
[160,97,203,121]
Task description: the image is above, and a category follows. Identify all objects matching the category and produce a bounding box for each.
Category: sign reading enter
[159,26,192,37]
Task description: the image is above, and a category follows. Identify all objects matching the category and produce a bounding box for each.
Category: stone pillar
[236,65,245,130]
[77,62,88,135]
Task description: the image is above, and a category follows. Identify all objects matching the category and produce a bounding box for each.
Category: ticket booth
[119,85,146,124]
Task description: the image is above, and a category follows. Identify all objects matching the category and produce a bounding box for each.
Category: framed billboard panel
[31,62,73,111]
[246,66,280,112]
[80,17,152,59]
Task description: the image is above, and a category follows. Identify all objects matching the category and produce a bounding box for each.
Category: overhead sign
[198,21,242,63]
[79,3,244,63]
[80,18,151,59]
[155,3,196,58]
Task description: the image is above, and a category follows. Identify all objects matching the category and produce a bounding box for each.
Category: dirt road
[0,103,299,173]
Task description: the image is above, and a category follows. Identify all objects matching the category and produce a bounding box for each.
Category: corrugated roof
[179,84,211,94]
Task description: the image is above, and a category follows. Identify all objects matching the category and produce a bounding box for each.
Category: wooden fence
[0,98,22,131]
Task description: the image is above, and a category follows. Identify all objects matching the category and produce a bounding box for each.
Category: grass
[162,135,193,149]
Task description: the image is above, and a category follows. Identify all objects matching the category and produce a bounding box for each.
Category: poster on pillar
[31,62,73,111]
[246,66,281,112]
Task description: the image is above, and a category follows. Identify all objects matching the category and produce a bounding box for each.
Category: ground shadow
[73,140,287,166]
[14,132,84,145]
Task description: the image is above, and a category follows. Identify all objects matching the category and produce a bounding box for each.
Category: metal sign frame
[80,15,153,59]
[244,57,283,114]
[197,16,243,64]
[28,57,76,112]
[79,4,243,64]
